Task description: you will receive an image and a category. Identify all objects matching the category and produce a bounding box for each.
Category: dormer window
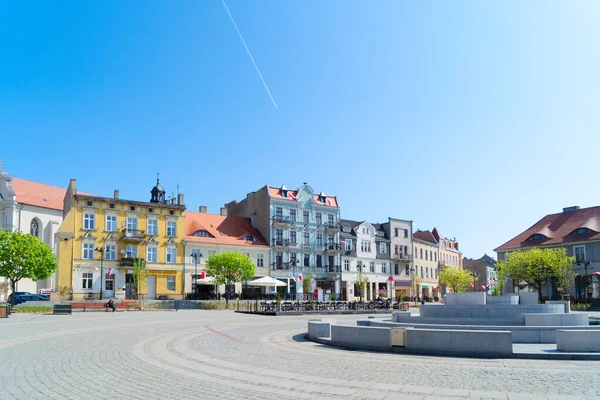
[244,235,255,241]
[320,196,326,203]
[528,234,548,241]
[281,190,287,198]
[572,228,592,236]
[192,230,214,238]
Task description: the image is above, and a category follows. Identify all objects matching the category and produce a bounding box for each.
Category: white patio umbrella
[247,276,287,287]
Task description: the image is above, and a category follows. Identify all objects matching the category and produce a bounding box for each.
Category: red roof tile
[185,212,268,247]
[495,206,600,251]
[12,178,66,211]
[414,230,438,244]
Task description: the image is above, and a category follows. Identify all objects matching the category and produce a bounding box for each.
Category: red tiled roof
[414,230,438,244]
[268,187,339,207]
[495,206,600,251]
[185,212,268,247]
[12,178,66,211]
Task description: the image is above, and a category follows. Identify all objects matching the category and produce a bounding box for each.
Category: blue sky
[2,1,600,258]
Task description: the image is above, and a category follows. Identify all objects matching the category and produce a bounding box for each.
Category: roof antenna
[177,183,180,196]
[156,172,160,185]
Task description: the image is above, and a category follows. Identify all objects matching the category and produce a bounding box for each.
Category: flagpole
[95,246,105,300]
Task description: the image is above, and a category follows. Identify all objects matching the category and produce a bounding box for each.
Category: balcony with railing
[392,251,413,261]
[325,243,341,253]
[325,222,339,233]
[121,229,146,241]
[272,216,291,228]
[119,257,144,267]
[272,239,291,249]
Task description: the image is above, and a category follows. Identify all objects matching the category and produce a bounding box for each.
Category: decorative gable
[105,232,118,241]
[146,236,159,245]
[82,231,96,241]
[166,237,177,246]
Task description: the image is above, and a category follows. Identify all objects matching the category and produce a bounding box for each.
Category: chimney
[114,190,119,199]
[220,207,228,216]
[199,205,207,213]
[177,193,184,206]
[563,206,580,213]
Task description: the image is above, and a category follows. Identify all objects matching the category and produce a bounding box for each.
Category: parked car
[7,291,32,303]
[13,294,50,305]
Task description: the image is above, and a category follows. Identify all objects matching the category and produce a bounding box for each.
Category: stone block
[405,328,512,357]
[391,311,411,322]
[547,300,570,313]
[308,320,333,338]
[524,313,588,327]
[519,293,539,305]
[556,330,600,352]
[445,292,487,305]
[487,295,519,305]
[330,325,391,350]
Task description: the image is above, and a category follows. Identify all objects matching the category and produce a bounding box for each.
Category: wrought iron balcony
[325,223,339,233]
[119,257,144,267]
[314,244,325,251]
[121,229,146,241]
[272,216,290,228]
[272,239,291,248]
[327,265,342,273]
[325,243,341,252]
[393,252,413,261]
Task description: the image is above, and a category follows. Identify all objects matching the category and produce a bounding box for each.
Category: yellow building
[56,178,186,300]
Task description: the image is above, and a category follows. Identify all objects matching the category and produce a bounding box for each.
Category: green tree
[497,247,574,303]
[355,269,367,302]
[302,271,316,296]
[205,251,255,308]
[556,261,577,300]
[132,257,148,307]
[0,230,57,305]
[439,267,475,293]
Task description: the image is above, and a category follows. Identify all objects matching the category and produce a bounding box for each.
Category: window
[328,214,334,225]
[193,230,214,238]
[315,213,322,225]
[403,229,408,238]
[83,213,95,230]
[573,228,591,236]
[208,249,217,257]
[147,219,158,236]
[83,243,94,260]
[420,266,423,277]
[361,241,371,252]
[109,203,115,209]
[435,269,438,279]
[357,261,363,272]
[166,248,176,263]
[327,234,334,244]
[420,248,423,259]
[290,210,296,222]
[303,211,309,223]
[30,219,39,237]
[425,250,428,260]
[404,245,408,255]
[257,253,264,267]
[316,233,323,245]
[106,215,117,232]
[82,273,93,289]
[275,207,283,219]
[529,234,547,241]
[105,245,116,261]
[127,217,137,231]
[275,252,283,266]
[405,265,410,275]
[167,276,176,291]
[574,246,586,263]
[105,274,114,291]
[289,231,297,244]
[147,247,157,263]
[425,267,429,278]
[303,232,310,245]
[244,235,255,241]
[290,253,297,266]
[275,229,283,242]
[430,250,433,260]
[130,206,135,211]
[394,228,399,237]
[380,243,387,254]
[370,262,375,273]
[126,245,137,258]
[434,252,437,262]
[316,255,322,267]
[394,245,400,255]
[167,221,176,237]
[394,264,400,275]
[382,263,387,274]
[303,254,310,267]
[344,260,350,271]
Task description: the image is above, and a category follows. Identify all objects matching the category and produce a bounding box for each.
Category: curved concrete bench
[556,330,600,352]
[524,313,588,327]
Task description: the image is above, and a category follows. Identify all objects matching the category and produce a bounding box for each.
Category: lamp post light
[575,260,592,300]
[95,246,105,300]
[410,267,415,305]
[191,251,203,298]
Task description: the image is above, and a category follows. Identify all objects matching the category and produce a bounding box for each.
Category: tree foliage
[205,252,255,306]
[0,229,57,305]
[497,247,574,302]
[132,257,148,299]
[439,267,474,293]
[355,269,367,301]
[302,271,316,294]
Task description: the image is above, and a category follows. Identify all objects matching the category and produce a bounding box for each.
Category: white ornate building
[0,163,64,300]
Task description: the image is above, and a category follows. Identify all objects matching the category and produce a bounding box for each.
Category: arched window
[30,219,40,238]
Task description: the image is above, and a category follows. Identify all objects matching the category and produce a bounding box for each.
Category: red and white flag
[289,192,297,200]
[481,285,486,290]
[469,282,474,288]
[486,283,492,288]
[107,268,114,276]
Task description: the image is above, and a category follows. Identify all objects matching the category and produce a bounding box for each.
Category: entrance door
[104,273,115,299]
[328,256,335,271]
[147,276,157,300]
[126,275,135,299]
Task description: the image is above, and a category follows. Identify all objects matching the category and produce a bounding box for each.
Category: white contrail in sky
[221,0,278,109]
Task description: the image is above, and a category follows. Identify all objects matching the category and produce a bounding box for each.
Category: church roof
[12,178,66,211]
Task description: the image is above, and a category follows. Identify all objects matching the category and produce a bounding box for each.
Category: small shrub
[570,302,591,311]
[13,305,53,313]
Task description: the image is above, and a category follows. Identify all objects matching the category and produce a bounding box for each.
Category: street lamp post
[576,261,591,300]
[410,267,415,305]
[95,247,105,300]
[191,251,203,298]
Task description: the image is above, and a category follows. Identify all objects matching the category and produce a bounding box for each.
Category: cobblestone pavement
[1,311,600,400]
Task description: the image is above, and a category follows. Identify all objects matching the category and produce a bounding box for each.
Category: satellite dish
[120,249,126,255]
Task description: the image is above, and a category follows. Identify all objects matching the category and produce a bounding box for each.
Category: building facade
[226,184,341,299]
[413,230,441,301]
[339,220,391,301]
[381,218,414,300]
[0,164,64,299]
[495,205,600,300]
[433,228,462,270]
[462,256,498,292]
[184,208,270,298]
[56,178,187,301]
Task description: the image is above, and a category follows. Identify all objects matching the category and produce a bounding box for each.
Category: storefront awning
[394,281,410,287]
[421,285,429,289]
